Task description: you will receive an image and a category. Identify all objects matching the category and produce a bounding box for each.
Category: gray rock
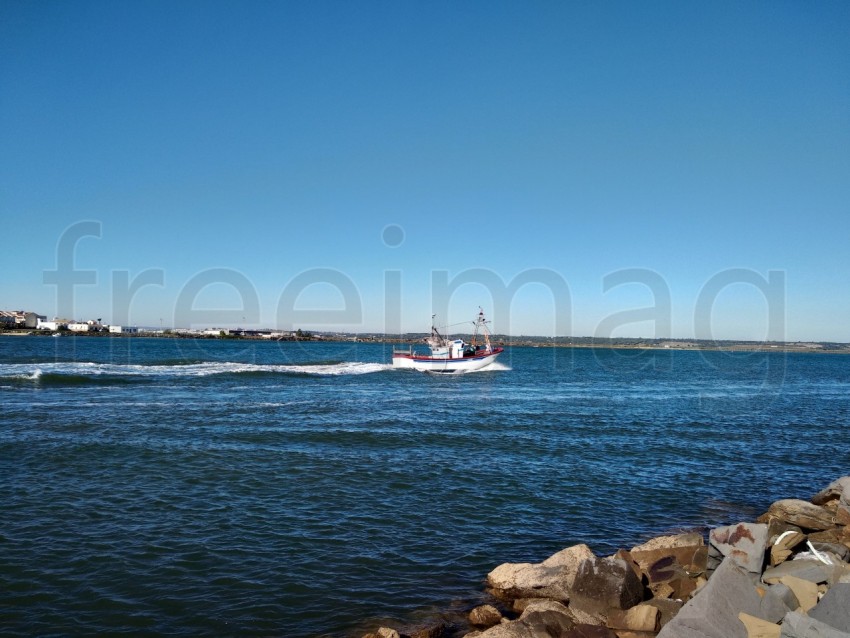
[810,583,850,632]
[759,582,799,623]
[643,598,684,629]
[657,556,766,638]
[780,611,850,638]
[709,522,768,573]
[763,559,834,585]
[518,600,576,637]
[764,500,836,531]
[563,603,605,627]
[487,544,594,602]
[569,555,644,615]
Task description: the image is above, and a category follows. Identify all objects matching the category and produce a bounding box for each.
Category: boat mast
[469,308,487,350]
[478,307,492,352]
[429,314,447,348]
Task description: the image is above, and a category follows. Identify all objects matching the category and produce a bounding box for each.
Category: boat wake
[422,361,512,375]
[0,361,393,384]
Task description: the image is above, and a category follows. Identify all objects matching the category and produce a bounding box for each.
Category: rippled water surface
[1,336,848,636]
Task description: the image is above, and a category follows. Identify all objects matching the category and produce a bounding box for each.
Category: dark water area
[1,336,848,636]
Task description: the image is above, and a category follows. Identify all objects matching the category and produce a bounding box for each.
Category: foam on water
[0,360,393,379]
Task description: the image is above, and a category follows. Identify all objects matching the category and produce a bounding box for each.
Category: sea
[1,335,848,637]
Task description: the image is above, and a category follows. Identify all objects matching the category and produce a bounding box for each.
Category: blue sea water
[1,335,848,637]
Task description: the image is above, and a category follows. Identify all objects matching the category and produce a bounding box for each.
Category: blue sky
[1,1,848,340]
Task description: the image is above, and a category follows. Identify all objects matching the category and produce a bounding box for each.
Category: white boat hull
[392,349,503,373]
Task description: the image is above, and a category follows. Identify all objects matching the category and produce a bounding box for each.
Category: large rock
[768,519,805,541]
[779,575,819,612]
[519,600,576,636]
[469,604,503,628]
[487,544,595,602]
[761,500,837,531]
[762,559,836,586]
[643,598,684,629]
[710,523,769,573]
[810,583,850,633]
[631,532,704,555]
[569,556,644,616]
[807,529,850,545]
[738,613,781,638]
[759,583,800,622]
[562,627,617,638]
[606,604,659,632]
[656,556,767,638]
[611,549,642,579]
[411,622,449,638]
[630,532,707,586]
[812,477,850,507]
[780,611,850,638]
[466,623,533,638]
[472,600,576,638]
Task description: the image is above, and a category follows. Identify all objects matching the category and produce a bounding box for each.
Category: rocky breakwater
[362,476,850,638]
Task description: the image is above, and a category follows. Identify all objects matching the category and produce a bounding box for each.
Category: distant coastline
[1,328,848,354]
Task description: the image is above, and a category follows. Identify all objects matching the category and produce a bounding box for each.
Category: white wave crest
[0,361,393,379]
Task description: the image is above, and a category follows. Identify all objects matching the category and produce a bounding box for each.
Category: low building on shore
[0,310,47,329]
[37,318,71,331]
[109,325,139,334]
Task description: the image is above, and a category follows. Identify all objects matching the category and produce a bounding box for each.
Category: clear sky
[1,1,848,340]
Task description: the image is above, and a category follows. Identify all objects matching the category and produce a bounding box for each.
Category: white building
[37,318,69,331]
[0,310,46,328]
[109,325,139,334]
[67,322,91,332]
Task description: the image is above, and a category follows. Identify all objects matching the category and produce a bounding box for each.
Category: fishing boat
[392,308,504,373]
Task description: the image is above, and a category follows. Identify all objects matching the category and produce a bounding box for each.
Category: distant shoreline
[2,330,848,354]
